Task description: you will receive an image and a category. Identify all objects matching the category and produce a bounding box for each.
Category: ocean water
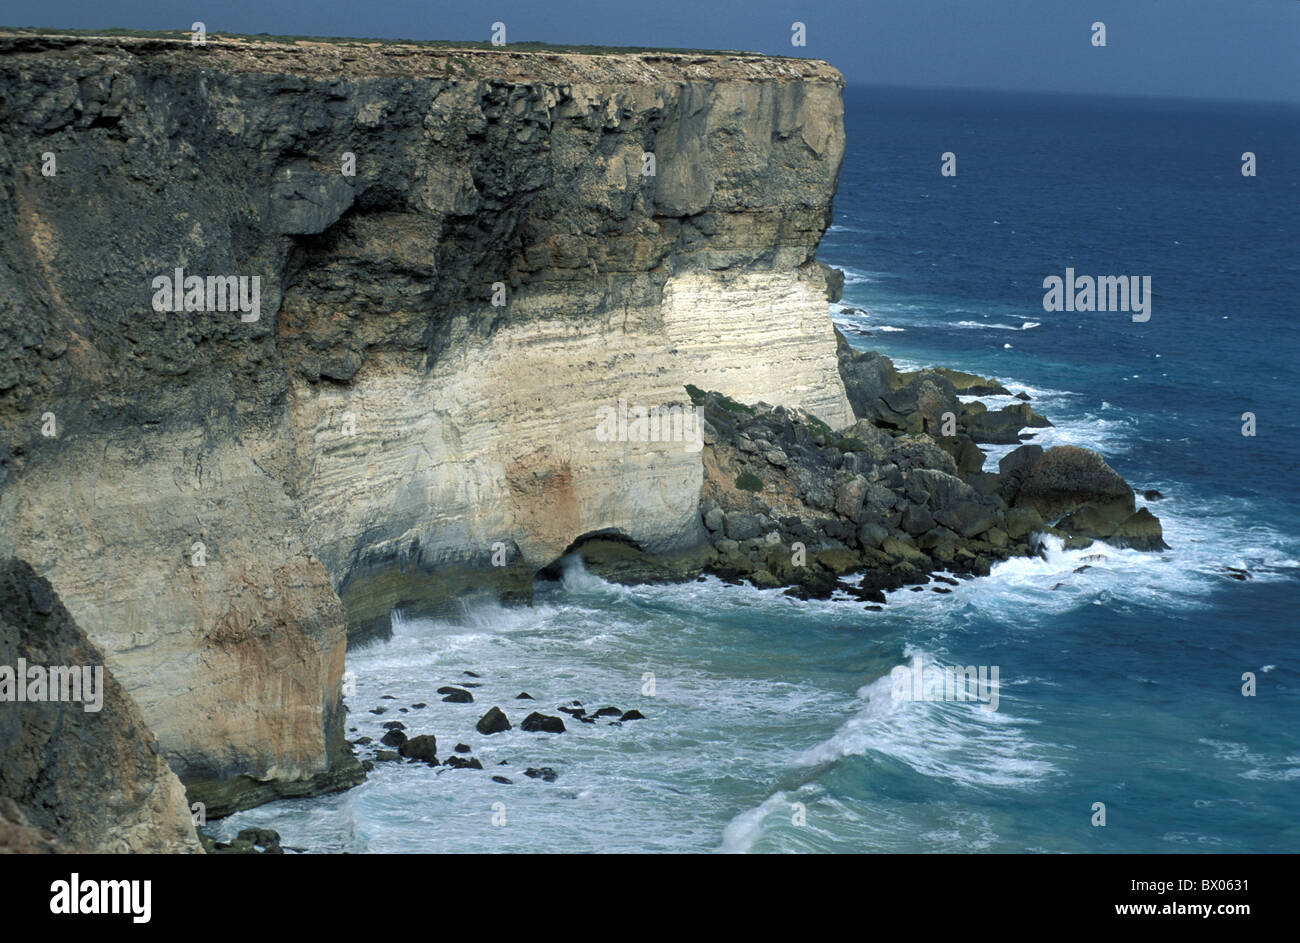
[215,87,1300,853]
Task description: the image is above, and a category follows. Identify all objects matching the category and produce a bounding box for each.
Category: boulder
[1003,506,1044,541]
[475,707,511,735]
[1065,506,1169,551]
[891,436,959,476]
[520,712,566,734]
[380,729,408,748]
[399,734,439,764]
[834,475,870,517]
[723,513,763,541]
[443,755,483,770]
[906,468,978,511]
[1014,446,1135,521]
[935,502,1000,539]
[936,435,986,476]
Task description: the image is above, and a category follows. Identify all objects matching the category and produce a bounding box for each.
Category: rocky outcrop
[640,342,1169,598]
[1010,446,1169,551]
[0,558,202,852]
[0,34,848,813]
[836,334,1050,443]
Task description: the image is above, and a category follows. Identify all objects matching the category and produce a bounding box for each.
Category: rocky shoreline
[575,327,1168,602]
[0,33,1175,843]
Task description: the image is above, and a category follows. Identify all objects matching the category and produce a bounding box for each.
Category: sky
[2,0,1297,103]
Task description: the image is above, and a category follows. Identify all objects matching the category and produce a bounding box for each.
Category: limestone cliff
[0,34,849,813]
[0,558,202,852]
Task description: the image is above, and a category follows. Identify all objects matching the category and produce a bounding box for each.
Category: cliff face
[0,558,202,852]
[0,36,849,811]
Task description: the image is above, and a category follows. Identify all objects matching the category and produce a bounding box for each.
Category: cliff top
[0,29,843,85]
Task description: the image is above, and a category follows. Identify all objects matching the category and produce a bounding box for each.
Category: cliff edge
[0,34,848,814]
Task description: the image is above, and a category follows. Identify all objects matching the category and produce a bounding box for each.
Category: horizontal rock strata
[0,34,847,811]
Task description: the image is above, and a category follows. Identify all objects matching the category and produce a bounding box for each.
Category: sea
[212,86,1300,853]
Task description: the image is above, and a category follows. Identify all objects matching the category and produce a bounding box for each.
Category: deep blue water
[220,87,1299,853]
[815,86,1300,852]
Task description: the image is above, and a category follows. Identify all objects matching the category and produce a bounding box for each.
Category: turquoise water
[215,87,1300,853]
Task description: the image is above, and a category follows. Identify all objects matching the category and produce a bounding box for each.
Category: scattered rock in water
[1224,567,1250,581]
[909,586,924,592]
[1142,489,1165,501]
[476,706,511,735]
[369,707,387,715]
[460,683,482,688]
[594,707,622,717]
[380,695,395,700]
[515,692,534,700]
[865,605,884,611]
[454,742,471,754]
[237,828,281,850]
[375,750,400,762]
[353,736,373,746]
[443,755,483,770]
[463,671,481,678]
[578,715,596,724]
[1050,582,1064,592]
[521,712,566,733]
[399,734,439,765]
[619,709,645,721]
[348,727,357,732]
[411,703,426,709]
[398,708,408,713]
[933,575,959,586]
[380,729,408,748]
[525,767,559,782]
[441,688,474,703]
[381,721,406,730]
[498,760,509,766]
[1074,565,1091,574]
[1015,391,1031,401]
[558,705,585,717]
[931,587,952,594]
[492,776,512,784]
